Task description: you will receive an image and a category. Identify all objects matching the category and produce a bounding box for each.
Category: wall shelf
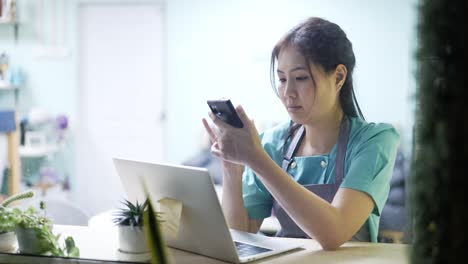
[0,18,19,43]
[0,83,20,108]
[0,19,16,24]
[19,144,60,158]
[0,83,19,90]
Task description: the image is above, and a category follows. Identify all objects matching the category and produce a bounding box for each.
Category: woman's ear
[334,64,347,92]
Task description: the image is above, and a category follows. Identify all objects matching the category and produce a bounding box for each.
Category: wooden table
[168,240,409,264]
[0,225,409,263]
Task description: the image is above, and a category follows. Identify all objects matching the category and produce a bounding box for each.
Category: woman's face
[276,45,341,125]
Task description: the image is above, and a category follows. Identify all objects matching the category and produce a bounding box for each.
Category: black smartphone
[207,99,244,128]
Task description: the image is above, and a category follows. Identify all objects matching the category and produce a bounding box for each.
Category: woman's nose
[283,80,296,97]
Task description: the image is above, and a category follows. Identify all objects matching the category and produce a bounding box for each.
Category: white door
[75,3,166,216]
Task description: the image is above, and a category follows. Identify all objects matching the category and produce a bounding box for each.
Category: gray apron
[272,116,370,241]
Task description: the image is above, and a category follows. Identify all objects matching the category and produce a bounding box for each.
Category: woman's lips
[287,106,302,112]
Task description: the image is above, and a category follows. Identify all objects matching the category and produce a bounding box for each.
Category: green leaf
[65,236,80,257]
[65,236,75,250]
[1,190,35,207]
[143,194,168,264]
[68,247,80,258]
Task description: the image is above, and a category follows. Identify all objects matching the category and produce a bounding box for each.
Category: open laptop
[113,158,302,263]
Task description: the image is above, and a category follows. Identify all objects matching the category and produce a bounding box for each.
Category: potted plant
[0,207,20,252]
[15,201,79,257]
[113,199,151,254]
[0,190,34,252]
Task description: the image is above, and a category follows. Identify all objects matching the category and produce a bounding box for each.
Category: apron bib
[272,117,370,241]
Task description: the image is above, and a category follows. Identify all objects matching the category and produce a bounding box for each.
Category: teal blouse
[242,117,400,242]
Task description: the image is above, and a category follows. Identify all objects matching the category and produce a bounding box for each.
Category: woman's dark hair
[270,17,364,120]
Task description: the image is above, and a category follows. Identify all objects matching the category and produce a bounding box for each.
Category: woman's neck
[299,109,344,156]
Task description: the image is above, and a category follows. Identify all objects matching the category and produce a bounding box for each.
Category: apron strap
[281,116,350,184]
[281,125,305,171]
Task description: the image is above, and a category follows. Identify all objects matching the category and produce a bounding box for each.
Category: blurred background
[0,0,416,238]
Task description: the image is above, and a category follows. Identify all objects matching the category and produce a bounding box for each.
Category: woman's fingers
[203,119,223,158]
[202,118,217,143]
[208,111,231,131]
[210,143,223,158]
[235,105,251,129]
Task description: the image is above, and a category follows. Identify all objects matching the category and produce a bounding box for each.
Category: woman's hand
[202,105,263,167]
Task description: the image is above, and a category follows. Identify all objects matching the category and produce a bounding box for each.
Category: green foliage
[0,190,35,234]
[113,199,149,227]
[65,236,80,257]
[144,196,168,264]
[0,207,21,233]
[1,190,35,207]
[0,192,79,257]
[15,206,80,257]
[0,202,80,257]
[412,0,468,263]
[16,206,52,229]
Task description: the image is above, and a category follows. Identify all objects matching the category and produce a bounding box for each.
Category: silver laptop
[113,158,302,263]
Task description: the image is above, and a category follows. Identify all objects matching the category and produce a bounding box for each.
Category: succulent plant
[15,205,79,257]
[1,190,35,207]
[0,207,21,234]
[0,190,35,234]
[113,199,149,228]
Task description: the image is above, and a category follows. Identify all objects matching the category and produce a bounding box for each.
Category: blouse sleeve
[242,167,274,219]
[340,124,400,216]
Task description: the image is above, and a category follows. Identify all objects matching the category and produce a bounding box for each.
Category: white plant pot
[0,232,17,253]
[118,226,149,254]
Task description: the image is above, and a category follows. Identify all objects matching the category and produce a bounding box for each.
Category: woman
[202,17,399,250]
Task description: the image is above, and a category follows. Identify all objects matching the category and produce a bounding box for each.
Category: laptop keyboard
[234,241,272,257]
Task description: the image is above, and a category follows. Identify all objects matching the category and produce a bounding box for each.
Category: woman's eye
[278,78,286,83]
[296,76,309,81]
